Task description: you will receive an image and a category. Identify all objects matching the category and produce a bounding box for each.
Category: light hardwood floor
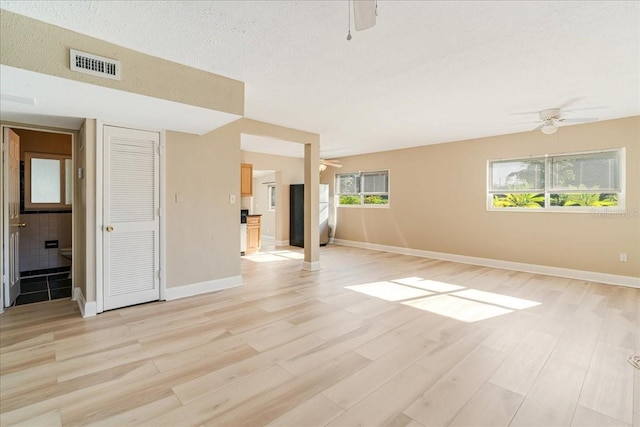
[1,245,638,426]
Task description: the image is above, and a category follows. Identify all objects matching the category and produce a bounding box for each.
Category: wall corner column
[302,139,320,271]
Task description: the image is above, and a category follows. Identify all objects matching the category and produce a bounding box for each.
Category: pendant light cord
[347,0,352,40]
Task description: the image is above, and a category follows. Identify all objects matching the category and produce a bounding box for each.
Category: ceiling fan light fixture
[541,120,557,135]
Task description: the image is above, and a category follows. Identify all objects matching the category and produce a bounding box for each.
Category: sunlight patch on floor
[392,277,465,293]
[345,276,541,323]
[452,289,540,310]
[402,294,514,322]
[271,251,305,260]
[346,281,433,302]
[243,250,304,263]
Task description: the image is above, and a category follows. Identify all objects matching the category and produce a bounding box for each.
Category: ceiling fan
[319,159,342,172]
[515,106,598,135]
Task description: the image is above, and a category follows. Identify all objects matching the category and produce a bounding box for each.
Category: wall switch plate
[620,252,628,262]
[77,167,84,179]
[230,194,236,204]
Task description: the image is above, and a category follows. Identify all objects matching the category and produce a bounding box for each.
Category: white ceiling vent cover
[70,49,121,80]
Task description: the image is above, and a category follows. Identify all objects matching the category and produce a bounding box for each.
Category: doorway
[2,125,74,308]
[100,125,162,311]
[247,169,277,251]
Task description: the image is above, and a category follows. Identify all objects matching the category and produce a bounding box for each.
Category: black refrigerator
[290,184,330,247]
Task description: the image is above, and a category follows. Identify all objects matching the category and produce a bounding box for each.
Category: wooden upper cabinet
[241,163,253,196]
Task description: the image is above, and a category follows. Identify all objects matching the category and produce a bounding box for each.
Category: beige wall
[72,120,94,302]
[78,119,97,302]
[0,10,244,116]
[72,122,87,301]
[323,116,640,278]
[241,152,304,243]
[165,123,242,288]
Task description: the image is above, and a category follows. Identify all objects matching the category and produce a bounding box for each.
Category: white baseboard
[276,240,290,247]
[73,287,97,318]
[332,238,640,289]
[302,261,321,271]
[165,275,243,301]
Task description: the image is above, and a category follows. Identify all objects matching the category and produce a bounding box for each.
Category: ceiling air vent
[70,49,121,80]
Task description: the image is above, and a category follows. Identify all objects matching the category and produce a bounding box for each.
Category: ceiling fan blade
[512,120,541,125]
[510,111,541,116]
[559,118,598,123]
[557,97,584,110]
[563,106,604,113]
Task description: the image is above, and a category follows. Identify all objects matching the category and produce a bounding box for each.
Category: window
[268,184,276,211]
[24,152,72,211]
[488,149,623,210]
[336,170,389,206]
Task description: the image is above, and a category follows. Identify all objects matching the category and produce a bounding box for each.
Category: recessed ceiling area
[241,134,304,158]
[1,1,638,157]
[0,65,240,133]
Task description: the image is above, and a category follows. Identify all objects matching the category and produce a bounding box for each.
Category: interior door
[4,128,21,307]
[103,126,160,310]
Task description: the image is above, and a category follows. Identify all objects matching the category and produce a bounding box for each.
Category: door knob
[106,226,114,232]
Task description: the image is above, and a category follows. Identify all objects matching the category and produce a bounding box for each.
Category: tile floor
[13,272,72,306]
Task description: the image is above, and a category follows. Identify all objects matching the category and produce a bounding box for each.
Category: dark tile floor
[13,272,72,306]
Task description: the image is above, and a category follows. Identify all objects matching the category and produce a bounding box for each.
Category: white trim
[1,124,76,310]
[332,238,640,289]
[73,287,97,318]
[95,120,104,313]
[335,169,390,208]
[96,122,166,313]
[302,261,321,271]
[487,148,626,212]
[159,131,167,301]
[1,127,6,311]
[276,240,290,247]
[165,275,242,301]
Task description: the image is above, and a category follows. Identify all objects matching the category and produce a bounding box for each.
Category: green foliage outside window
[492,193,544,208]
[339,195,361,205]
[364,195,389,205]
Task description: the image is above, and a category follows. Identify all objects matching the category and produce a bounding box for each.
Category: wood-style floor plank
[577,341,634,424]
[1,244,637,426]
[327,364,440,427]
[448,382,524,427]
[404,345,507,427]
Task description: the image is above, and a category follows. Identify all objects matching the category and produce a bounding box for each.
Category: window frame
[336,169,390,208]
[24,151,72,211]
[267,184,276,211]
[487,148,625,212]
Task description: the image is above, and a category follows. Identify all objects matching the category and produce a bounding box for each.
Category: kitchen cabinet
[241,163,253,197]
[246,215,261,254]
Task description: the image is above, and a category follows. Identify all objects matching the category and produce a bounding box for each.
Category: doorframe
[95,121,166,313]
[0,123,76,312]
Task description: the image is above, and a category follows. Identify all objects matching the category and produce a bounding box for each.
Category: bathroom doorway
[2,125,74,308]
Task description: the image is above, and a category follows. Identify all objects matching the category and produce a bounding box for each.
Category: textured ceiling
[1,1,638,158]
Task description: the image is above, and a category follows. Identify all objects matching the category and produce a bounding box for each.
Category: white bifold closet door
[103,126,160,311]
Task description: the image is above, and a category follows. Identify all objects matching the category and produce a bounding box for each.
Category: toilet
[60,247,72,279]
[60,247,72,261]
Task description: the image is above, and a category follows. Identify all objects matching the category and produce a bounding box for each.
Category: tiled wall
[19,212,72,273]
